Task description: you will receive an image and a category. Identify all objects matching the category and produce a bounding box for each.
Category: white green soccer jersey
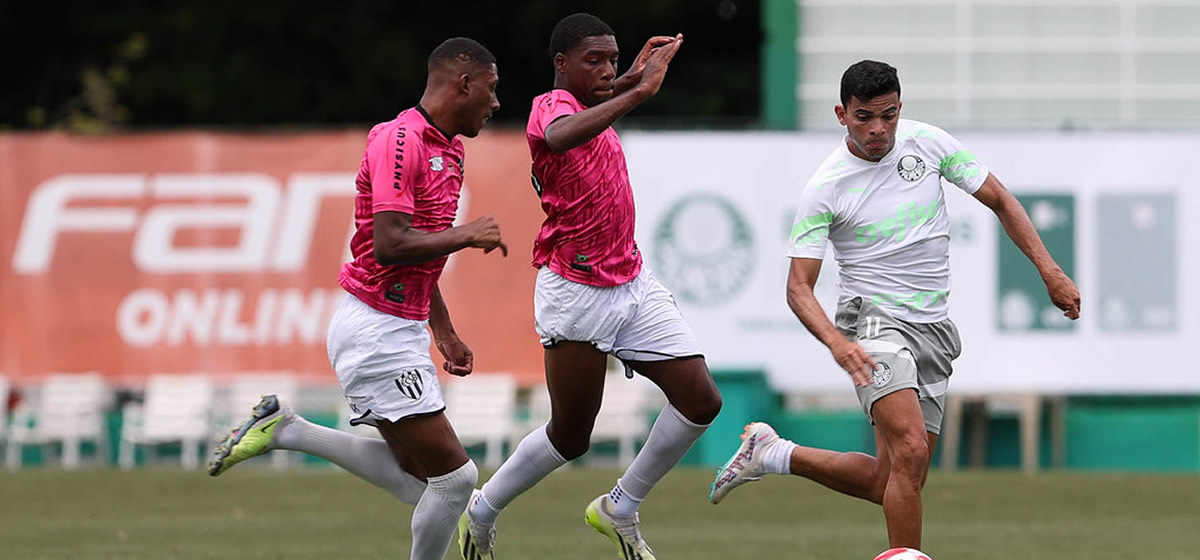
[787,119,989,323]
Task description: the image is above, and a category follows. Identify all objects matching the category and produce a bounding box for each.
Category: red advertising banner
[0,130,544,386]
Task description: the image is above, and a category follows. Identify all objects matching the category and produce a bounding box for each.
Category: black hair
[549,13,615,58]
[428,37,496,72]
[840,60,900,107]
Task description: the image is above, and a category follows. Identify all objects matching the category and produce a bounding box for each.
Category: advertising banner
[0,131,545,386]
[624,131,1198,394]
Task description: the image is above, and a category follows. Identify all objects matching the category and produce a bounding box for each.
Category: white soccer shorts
[326,294,445,426]
[533,266,703,362]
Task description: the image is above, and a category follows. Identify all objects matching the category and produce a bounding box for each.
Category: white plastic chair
[6,373,110,470]
[119,374,214,470]
[219,373,299,469]
[444,374,518,468]
[590,375,653,468]
[518,383,553,445]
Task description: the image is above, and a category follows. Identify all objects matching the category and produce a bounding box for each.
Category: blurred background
[6,1,1200,558]
[2,0,1199,479]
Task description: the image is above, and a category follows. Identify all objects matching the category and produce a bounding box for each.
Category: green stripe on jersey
[790,212,833,239]
[939,150,977,171]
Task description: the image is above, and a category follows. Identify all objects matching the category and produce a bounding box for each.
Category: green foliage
[0,1,762,130]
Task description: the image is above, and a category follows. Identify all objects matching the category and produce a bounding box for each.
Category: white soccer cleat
[708,422,780,504]
[458,490,496,560]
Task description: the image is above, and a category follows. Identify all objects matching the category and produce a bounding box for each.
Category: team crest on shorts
[897,154,926,181]
[871,362,893,388]
[394,370,425,399]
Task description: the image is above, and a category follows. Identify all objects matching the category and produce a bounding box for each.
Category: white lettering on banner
[116,288,342,348]
[12,173,357,274]
[13,175,145,273]
[275,173,354,272]
[117,289,169,347]
[133,174,279,272]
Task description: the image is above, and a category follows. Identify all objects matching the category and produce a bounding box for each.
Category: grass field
[4,466,1200,559]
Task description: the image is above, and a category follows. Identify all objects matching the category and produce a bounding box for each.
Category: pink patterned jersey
[527,89,642,287]
[338,107,465,321]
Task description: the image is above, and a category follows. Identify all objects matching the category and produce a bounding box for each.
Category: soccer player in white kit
[708,60,1080,550]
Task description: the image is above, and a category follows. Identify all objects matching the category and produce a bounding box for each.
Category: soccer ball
[874,548,933,560]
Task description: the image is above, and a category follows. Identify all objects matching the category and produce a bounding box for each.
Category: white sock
[473,424,567,524]
[607,480,642,517]
[763,439,798,475]
[610,404,708,516]
[411,460,478,560]
[274,416,426,504]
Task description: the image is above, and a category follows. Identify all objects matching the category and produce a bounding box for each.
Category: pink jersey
[339,107,465,321]
[527,89,642,287]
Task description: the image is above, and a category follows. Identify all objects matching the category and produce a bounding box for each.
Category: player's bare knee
[546,424,591,460]
[555,439,590,461]
[889,434,930,479]
[695,389,722,424]
[675,388,722,425]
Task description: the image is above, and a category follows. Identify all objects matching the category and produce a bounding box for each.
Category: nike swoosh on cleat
[258,417,281,433]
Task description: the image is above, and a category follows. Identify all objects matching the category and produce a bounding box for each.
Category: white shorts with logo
[534,266,703,362]
[326,294,445,426]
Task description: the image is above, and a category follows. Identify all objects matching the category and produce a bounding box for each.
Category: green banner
[997,194,1076,331]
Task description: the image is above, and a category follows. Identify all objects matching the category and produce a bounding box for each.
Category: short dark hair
[428,37,496,72]
[549,13,614,58]
[840,60,900,107]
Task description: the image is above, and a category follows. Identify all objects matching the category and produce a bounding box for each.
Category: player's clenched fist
[466,215,508,256]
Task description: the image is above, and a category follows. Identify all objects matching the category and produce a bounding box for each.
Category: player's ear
[834,105,847,126]
[553,52,567,74]
[457,72,471,97]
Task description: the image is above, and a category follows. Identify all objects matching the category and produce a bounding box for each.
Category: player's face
[462,64,500,138]
[560,35,619,106]
[836,93,901,162]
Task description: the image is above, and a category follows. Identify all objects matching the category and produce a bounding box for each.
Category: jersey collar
[415,104,455,145]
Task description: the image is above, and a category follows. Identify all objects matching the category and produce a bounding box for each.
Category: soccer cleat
[708,421,780,505]
[458,490,496,560]
[207,394,289,477]
[584,495,656,560]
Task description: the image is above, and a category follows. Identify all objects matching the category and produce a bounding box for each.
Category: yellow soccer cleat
[458,490,496,560]
[207,394,288,477]
[584,495,656,560]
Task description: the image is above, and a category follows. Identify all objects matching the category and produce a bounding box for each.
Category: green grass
[3,466,1200,559]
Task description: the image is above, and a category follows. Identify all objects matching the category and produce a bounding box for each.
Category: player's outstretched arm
[373,211,508,266]
[430,284,473,376]
[972,173,1080,319]
[787,258,875,387]
[544,35,683,153]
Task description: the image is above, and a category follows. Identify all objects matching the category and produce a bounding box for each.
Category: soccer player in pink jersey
[458,14,722,560]
[207,37,507,560]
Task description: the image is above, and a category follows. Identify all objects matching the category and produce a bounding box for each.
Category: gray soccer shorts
[835,297,962,434]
